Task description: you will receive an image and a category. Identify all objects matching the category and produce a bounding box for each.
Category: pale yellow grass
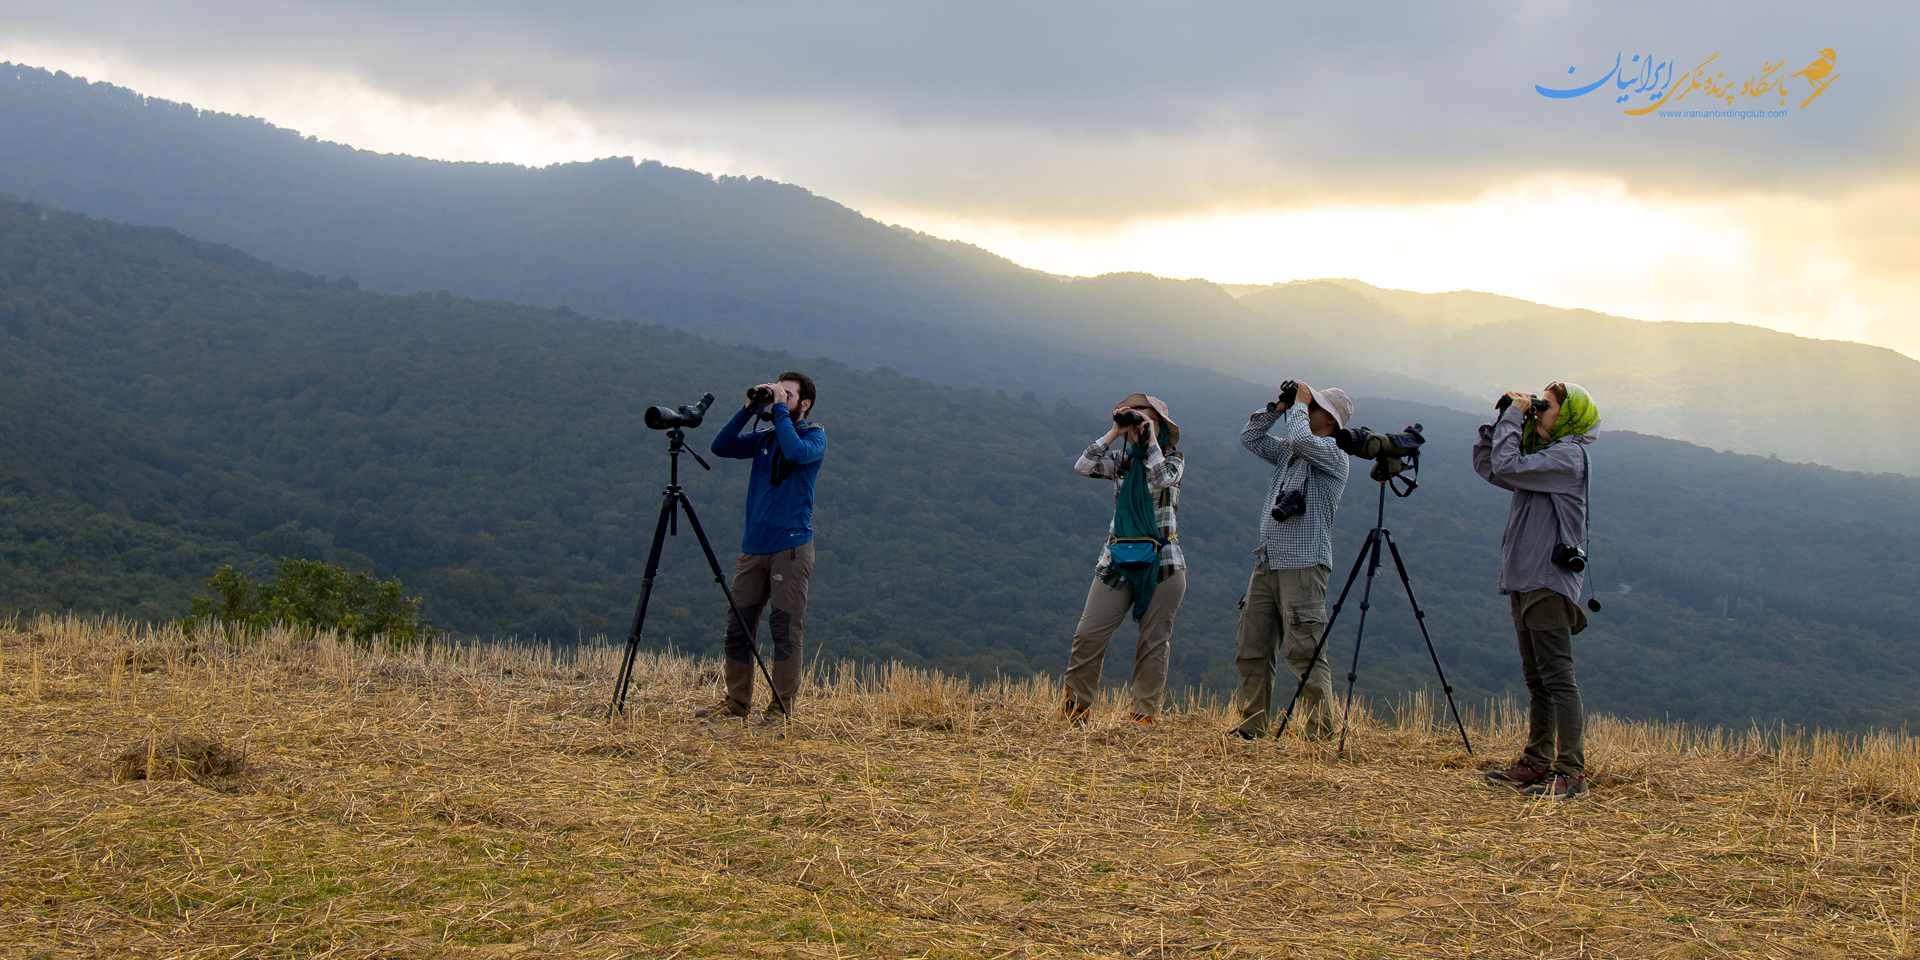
[2,613,1917,959]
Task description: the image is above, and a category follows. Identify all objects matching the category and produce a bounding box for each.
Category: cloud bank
[3,1,1916,356]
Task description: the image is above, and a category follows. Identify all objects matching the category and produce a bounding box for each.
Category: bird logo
[1789,48,1840,108]
[1790,48,1836,83]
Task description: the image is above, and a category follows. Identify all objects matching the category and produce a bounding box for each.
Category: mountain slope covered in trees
[7,62,1915,475]
[3,197,1916,729]
[0,62,1474,434]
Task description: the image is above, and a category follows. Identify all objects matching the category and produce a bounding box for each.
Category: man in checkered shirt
[1230,381,1354,740]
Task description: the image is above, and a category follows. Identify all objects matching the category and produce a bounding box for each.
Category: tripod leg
[673,493,790,718]
[609,489,680,719]
[1275,531,1372,741]
[1335,532,1385,757]
[1381,532,1474,755]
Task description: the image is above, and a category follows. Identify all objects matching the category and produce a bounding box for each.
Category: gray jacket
[1471,406,1592,601]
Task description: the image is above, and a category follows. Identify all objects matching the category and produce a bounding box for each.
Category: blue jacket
[710,403,828,555]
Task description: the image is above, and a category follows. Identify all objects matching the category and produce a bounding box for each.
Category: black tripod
[607,427,785,719]
[1274,482,1473,756]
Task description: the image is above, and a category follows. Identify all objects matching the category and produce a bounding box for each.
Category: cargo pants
[1233,561,1334,739]
[722,543,814,716]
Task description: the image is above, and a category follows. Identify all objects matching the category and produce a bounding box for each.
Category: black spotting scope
[645,393,716,430]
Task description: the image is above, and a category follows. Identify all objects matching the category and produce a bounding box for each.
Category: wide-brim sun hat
[1115,392,1180,447]
[1304,386,1354,430]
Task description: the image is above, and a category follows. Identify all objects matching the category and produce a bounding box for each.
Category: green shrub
[180,558,430,645]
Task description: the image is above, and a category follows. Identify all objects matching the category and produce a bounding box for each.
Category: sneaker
[1128,713,1156,729]
[1483,759,1550,788]
[694,701,748,720]
[1523,773,1589,800]
[1055,695,1090,725]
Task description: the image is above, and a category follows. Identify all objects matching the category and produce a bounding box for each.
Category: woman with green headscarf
[1473,381,1601,801]
[1057,393,1187,730]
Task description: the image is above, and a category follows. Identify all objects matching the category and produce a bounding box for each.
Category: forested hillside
[12,61,1918,477]
[0,62,1473,433]
[3,198,1917,729]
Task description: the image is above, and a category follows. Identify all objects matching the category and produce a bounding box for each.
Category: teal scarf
[1107,441,1162,621]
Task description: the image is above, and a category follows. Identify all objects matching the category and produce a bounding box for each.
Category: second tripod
[607,425,785,720]
[1275,482,1473,756]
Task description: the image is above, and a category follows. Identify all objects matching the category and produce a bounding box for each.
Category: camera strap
[1543,442,1593,601]
[1280,447,1311,503]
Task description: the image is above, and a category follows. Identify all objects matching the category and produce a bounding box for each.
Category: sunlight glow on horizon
[875,178,1920,362]
[7,43,1916,363]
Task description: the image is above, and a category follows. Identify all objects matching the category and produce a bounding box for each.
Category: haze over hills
[0,63,1471,438]
[3,62,1914,474]
[2,197,1916,729]
[1234,280,1920,475]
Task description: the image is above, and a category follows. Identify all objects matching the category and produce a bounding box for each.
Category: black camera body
[1552,542,1588,572]
[1113,409,1147,427]
[645,393,716,430]
[1271,488,1307,523]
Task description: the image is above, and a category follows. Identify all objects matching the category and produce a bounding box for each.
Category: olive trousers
[1511,587,1587,776]
[1233,562,1334,739]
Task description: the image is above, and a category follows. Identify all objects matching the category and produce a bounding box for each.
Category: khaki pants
[1512,588,1586,776]
[1063,569,1187,718]
[1233,562,1333,738]
[723,543,814,715]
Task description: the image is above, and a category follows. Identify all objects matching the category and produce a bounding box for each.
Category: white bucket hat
[1303,386,1354,429]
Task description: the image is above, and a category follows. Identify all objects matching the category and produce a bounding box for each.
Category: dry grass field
[2,614,1917,959]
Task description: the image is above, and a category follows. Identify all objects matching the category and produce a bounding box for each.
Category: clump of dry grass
[3,611,1917,959]
[111,731,248,782]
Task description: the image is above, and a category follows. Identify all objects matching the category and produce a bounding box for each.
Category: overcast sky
[5,1,1917,356]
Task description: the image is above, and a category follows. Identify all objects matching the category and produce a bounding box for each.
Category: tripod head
[663,427,712,474]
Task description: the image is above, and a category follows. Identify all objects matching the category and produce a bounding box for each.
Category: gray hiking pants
[1233,562,1333,739]
[1063,569,1187,718]
[723,543,814,715]
[1512,587,1587,777]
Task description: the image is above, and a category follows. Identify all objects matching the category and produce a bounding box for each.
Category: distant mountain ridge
[0,63,1475,435]
[1235,280,1920,475]
[0,62,1914,474]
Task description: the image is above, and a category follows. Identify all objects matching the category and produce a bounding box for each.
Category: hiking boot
[1225,728,1258,741]
[1128,713,1157,729]
[1483,759,1550,788]
[1524,773,1589,800]
[695,701,748,720]
[1055,695,1090,725]
[754,707,791,727]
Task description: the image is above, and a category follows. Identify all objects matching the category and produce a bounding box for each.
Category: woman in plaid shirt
[1057,393,1186,728]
